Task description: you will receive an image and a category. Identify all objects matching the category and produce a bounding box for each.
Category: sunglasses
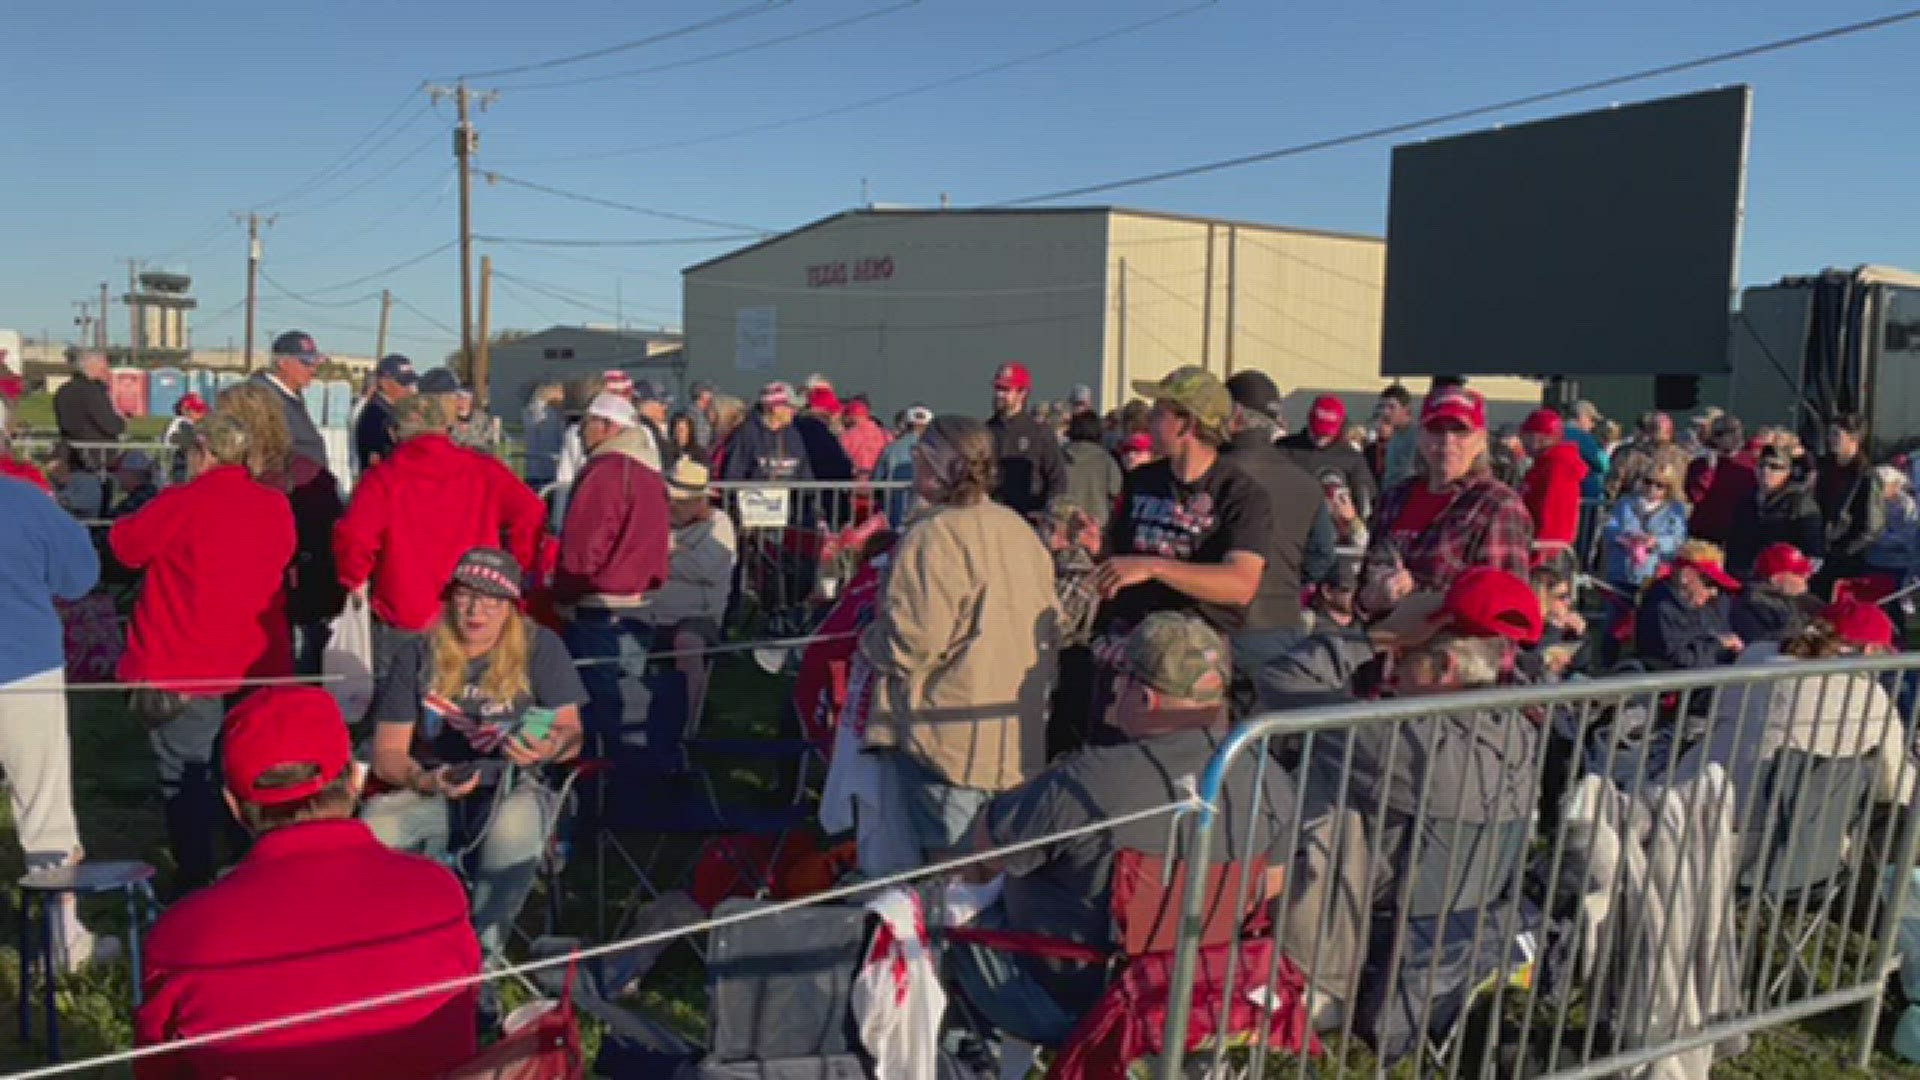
[1759,462,1789,473]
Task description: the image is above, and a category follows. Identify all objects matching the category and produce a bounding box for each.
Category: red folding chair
[947,850,1318,1077]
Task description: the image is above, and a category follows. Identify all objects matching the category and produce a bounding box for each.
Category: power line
[491,270,624,318]
[392,295,461,337]
[476,232,763,247]
[285,129,442,215]
[501,0,924,91]
[998,5,1920,205]
[287,241,459,298]
[253,90,428,210]
[449,1,790,81]
[554,0,1218,162]
[259,270,383,310]
[491,276,575,326]
[480,171,772,233]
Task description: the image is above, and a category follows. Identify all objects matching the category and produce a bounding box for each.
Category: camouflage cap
[1131,366,1233,438]
[1124,612,1231,705]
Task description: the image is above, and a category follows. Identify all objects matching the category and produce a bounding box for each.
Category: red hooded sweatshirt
[110,464,296,694]
[1521,439,1589,547]
[334,434,546,631]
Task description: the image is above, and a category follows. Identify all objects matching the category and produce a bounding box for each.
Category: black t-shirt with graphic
[1098,456,1276,633]
[371,626,589,769]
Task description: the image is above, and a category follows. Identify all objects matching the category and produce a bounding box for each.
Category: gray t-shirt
[983,726,1298,1010]
[371,626,588,769]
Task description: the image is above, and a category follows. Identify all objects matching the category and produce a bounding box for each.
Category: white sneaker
[56,929,123,975]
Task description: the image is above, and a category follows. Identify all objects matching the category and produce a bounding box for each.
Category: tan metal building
[681,207,1542,428]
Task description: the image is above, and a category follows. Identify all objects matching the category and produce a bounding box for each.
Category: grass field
[4,590,1920,1075]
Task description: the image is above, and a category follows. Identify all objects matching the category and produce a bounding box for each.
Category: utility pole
[97,283,110,349]
[126,258,142,367]
[375,289,393,359]
[476,256,493,409]
[72,301,93,348]
[233,212,275,370]
[427,80,497,385]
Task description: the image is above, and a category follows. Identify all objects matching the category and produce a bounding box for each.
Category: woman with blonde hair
[363,548,588,953]
[1634,539,1744,669]
[1602,457,1690,589]
[213,382,293,484]
[110,412,297,892]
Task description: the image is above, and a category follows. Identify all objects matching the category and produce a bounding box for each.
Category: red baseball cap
[1121,432,1153,455]
[1420,387,1487,433]
[1435,566,1543,643]
[602,370,634,395]
[222,687,352,807]
[1753,543,1814,580]
[177,392,208,418]
[1673,553,1741,592]
[807,386,842,415]
[1519,408,1564,439]
[1823,598,1896,650]
[993,363,1032,392]
[1308,395,1346,439]
[844,398,871,421]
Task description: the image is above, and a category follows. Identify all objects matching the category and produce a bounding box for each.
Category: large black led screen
[1382,86,1750,377]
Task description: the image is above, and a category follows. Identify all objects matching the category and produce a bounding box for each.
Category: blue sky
[6,0,1917,363]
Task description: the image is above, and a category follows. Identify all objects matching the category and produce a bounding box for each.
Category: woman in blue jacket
[1602,462,1690,589]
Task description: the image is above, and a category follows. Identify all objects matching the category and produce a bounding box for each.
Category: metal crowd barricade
[1160,655,1920,1079]
[711,479,913,638]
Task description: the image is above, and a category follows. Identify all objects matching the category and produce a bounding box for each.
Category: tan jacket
[859,499,1060,792]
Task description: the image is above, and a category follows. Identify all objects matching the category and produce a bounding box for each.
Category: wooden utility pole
[97,283,110,349]
[233,212,274,370]
[476,256,493,408]
[72,301,93,348]
[375,289,393,359]
[427,80,496,384]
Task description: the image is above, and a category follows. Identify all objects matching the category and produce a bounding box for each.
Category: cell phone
[447,760,507,787]
[517,707,557,743]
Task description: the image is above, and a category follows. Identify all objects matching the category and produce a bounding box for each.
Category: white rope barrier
[4,794,1203,1080]
[0,674,342,695]
[571,630,856,667]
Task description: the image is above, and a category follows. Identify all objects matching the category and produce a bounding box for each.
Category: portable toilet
[216,371,243,393]
[324,380,353,429]
[302,382,328,426]
[149,367,187,418]
[110,368,150,418]
[189,368,219,403]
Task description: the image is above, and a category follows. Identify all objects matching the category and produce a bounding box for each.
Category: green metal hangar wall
[680,206,1543,427]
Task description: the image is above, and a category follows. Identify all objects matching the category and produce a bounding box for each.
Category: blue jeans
[565,610,653,751]
[147,695,234,894]
[361,779,555,955]
[948,901,1081,1046]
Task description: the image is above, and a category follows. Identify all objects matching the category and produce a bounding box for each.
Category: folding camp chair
[945,850,1318,1077]
[1736,747,1876,1002]
[578,666,818,943]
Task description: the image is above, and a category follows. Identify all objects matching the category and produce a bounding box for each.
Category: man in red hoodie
[557,392,672,747]
[1518,408,1588,562]
[334,393,545,690]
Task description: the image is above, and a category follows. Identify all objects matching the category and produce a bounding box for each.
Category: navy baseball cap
[632,378,667,404]
[375,354,418,386]
[418,367,462,395]
[270,331,325,365]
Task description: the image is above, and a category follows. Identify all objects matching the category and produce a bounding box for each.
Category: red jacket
[554,432,670,607]
[1688,452,1757,545]
[110,465,295,695]
[0,456,50,494]
[334,434,546,631]
[1521,440,1589,547]
[136,819,479,1080]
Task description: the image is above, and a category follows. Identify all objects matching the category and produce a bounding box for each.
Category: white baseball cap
[587,392,638,428]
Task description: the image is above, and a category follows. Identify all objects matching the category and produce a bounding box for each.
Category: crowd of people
[2,338,1918,1077]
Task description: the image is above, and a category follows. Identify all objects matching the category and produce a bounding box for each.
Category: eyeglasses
[1759,463,1789,473]
[451,588,510,612]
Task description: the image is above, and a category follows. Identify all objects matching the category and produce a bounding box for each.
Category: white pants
[0,668,82,869]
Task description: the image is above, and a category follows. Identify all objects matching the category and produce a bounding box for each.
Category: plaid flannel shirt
[1363,474,1534,602]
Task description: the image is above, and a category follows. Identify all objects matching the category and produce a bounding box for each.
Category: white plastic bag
[324,600,376,722]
